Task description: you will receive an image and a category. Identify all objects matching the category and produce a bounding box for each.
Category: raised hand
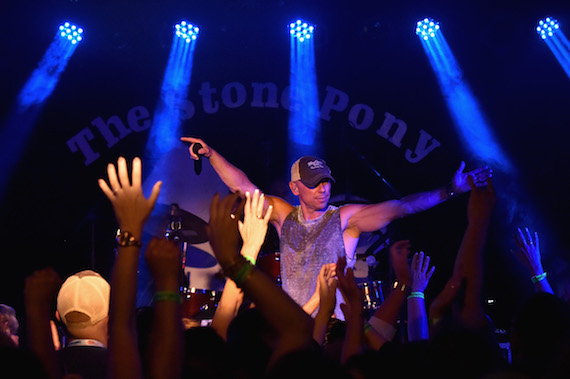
[389,240,412,285]
[512,227,544,275]
[238,189,273,260]
[336,257,363,321]
[24,267,62,314]
[466,176,496,225]
[144,238,182,290]
[410,251,435,293]
[317,263,338,317]
[207,192,244,269]
[98,156,161,233]
[451,161,493,194]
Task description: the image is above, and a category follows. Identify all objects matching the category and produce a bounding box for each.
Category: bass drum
[180,287,221,322]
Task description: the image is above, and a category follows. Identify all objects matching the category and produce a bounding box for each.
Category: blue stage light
[288,19,315,42]
[536,17,560,39]
[416,18,440,41]
[416,17,513,173]
[175,21,200,43]
[58,22,83,44]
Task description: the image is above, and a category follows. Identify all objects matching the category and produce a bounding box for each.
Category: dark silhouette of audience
[4,157,569,379]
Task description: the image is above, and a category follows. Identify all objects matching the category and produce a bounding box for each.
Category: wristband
[153,291,182,304]
[243,255,256,265]
[531,272,547,283]
[223,257,255,287]
[407,291,425,300]
[231,262,254,287]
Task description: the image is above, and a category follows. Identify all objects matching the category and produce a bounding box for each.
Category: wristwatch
[116,230,142,247]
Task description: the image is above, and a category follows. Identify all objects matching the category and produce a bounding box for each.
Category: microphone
[192,143,204,175]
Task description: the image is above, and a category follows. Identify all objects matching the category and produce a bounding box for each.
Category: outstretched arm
[98,156,161,379]
[24,267,63,379]
[512,228,553,294]
[207,192,314,367]
[336,257,366,364]
[144,238,184,379]
[451,176,495,329]
[181,136,258,196]
[342,162,492,236]
[367,240,412,342]
[211,189,273,340]
[312,264,337,344]
[407,251,435,342]
[180,137,293,230]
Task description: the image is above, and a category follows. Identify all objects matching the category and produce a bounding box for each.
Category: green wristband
[153,291,182,304]
[531,272,547,283]
[407,291,425,300]
[231,262,255,287]
[243,255,256,265]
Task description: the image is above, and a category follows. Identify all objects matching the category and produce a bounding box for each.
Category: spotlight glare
[416,17,440,40]
[58,21,84,45]
[536,17,560,39]
[288,18,315,42]
[174,20,200,43]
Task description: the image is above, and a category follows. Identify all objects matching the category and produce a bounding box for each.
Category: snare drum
[181,288,221,320]
[358,280,384,310]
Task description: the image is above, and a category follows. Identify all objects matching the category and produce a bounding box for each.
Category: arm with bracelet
[98,157,161,379]
[144,238,184,379]
[366,240,412,344]
[312,264,337,345]
[211,189,273,340]
[336,257,367,364]
[207,192,314,368]
[342,162,493,241]
[429,176,495,330]
[407,251,435,342]
[512,227,554,295]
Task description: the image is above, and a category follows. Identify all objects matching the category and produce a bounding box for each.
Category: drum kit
[143,204,391,323]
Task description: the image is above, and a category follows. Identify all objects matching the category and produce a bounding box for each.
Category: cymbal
[145,203,208,244]
[184,245,218,268]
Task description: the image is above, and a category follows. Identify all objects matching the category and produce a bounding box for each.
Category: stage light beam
[18,22,83,110]
[0,21,83,198]
[288,19,320,163]
[536,17,570,79]
[416,18,513,173]
[146,21,199,159]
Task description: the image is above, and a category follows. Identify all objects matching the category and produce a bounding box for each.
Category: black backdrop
[2,0,569,330]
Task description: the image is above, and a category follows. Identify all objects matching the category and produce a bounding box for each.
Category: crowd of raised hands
[2,157,568,379]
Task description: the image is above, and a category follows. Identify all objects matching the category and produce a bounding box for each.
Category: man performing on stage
[180,136,492,316]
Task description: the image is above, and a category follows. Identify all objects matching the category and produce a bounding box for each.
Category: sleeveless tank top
[280,205,346,317]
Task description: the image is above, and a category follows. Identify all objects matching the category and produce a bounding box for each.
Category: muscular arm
[342,161,492,237]
[208,149,258,195]
[181,137,293,231]
[343,187,448,236]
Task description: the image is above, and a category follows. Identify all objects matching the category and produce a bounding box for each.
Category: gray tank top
[280,205,346,317]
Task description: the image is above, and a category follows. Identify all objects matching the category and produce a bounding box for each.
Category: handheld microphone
[192,143,204,175]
